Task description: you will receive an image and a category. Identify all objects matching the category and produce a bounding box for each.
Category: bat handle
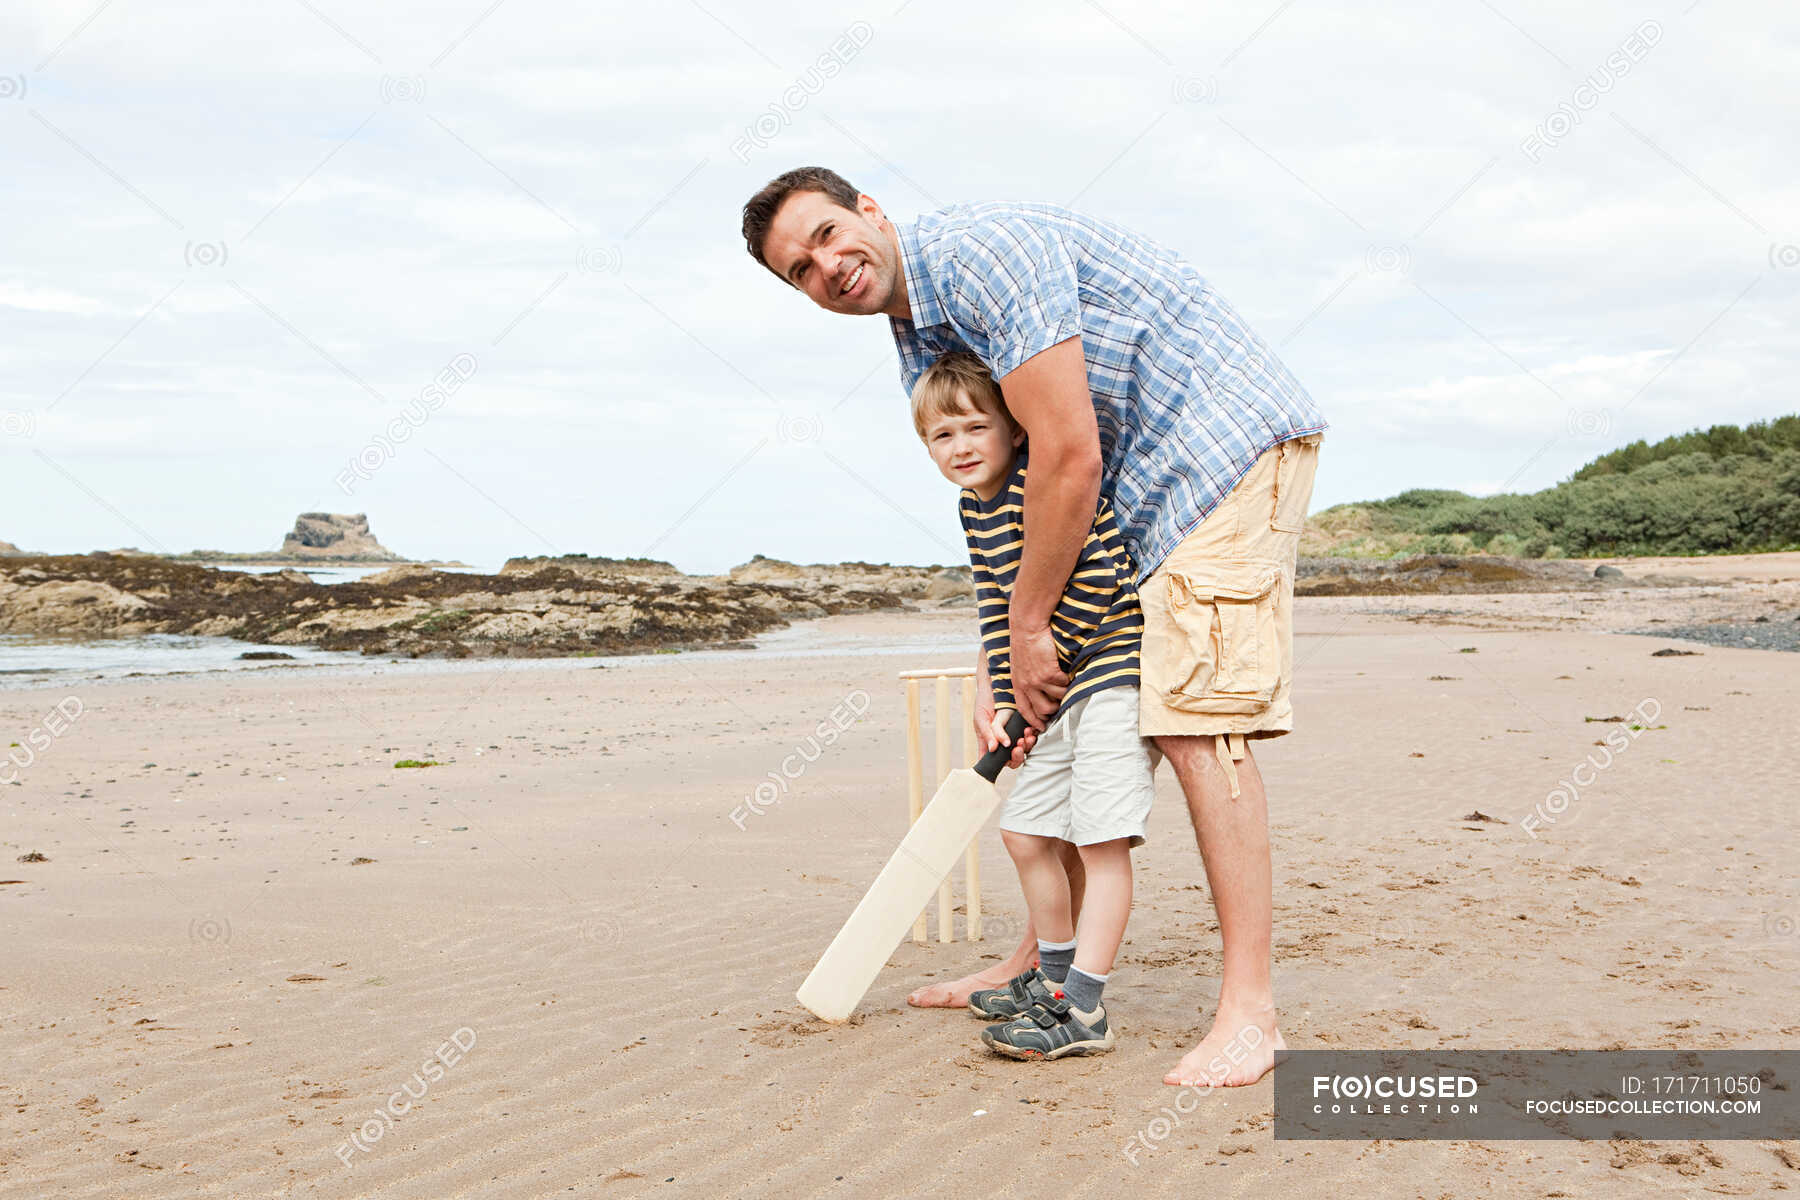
[972,710,1030,782]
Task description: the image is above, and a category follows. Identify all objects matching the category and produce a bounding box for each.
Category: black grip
[973,709,1031,782]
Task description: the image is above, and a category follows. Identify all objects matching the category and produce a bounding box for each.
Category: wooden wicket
[898,666,984,943]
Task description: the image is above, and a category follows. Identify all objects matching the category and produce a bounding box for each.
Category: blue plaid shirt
[890,201,1328,579]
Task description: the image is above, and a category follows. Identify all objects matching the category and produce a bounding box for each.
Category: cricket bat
[797,710,1029,1022]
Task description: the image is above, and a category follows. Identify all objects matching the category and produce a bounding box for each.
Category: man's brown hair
[910,352,1016,441]
[740,166,862,279]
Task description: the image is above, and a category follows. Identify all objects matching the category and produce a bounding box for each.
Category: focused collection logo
[1310,1071,1480,1115]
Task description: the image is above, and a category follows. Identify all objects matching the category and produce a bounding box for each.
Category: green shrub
[1573,415,1800,480]
[1306,417,1800,557]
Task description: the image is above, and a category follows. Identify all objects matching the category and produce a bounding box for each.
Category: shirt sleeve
[985,622,1016,713]
[942,213,1085,380]
[959,496,1016,713]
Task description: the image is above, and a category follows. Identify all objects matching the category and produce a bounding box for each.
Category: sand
[2,586,1797,1198]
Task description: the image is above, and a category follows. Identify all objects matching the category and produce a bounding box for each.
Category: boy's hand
[1008,623,1068,731]
[986,710,1036,770]
[976,683,1036,769]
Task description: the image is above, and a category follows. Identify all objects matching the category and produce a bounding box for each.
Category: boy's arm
[964,501,1037,767]
[974,644,1035,766]
[974,647,996,746]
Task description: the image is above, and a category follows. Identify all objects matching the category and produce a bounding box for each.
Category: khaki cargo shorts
[1138,433,1324,796]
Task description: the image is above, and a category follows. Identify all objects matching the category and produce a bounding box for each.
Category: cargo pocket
[1160,565,1282,715]
[1270,434,1322,533]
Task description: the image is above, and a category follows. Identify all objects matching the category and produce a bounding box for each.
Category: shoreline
[5,575,1796,698]
[0,610,986,693]
[3,551,1794,696]
[172,558,475,568]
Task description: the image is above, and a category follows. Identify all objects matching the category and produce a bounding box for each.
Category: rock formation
[500,554,683,579]
[0,554,906,658]
[727,555,974,605]
[279,513,401,561]
[1295,554,1630,596]
[0,550,1714,660]
[0,539,26,556]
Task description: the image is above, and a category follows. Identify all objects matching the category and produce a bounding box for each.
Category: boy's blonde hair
[910,352,1016,440]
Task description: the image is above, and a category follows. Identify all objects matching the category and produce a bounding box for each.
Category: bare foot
[1163,1009,1285,1087]
[907,960,1034,1009]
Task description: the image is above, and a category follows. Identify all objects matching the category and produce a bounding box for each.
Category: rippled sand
[2,586,1796,1197]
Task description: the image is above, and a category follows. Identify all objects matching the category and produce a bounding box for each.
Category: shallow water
[215,563,495,584]
[0,633,370,689]
[0,616,979,692]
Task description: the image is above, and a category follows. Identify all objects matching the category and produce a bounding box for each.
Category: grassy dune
[1303,416,1800,559]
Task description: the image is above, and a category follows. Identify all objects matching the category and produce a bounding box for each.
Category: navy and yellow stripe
[959,452,1143,725]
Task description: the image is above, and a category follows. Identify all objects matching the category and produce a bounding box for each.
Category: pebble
[1634,622,1800,653]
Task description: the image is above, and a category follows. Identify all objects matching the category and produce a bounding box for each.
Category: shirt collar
[892,218,949,330]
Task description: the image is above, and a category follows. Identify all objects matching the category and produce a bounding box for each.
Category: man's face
[920,395,1023,501]
[763,190,903,318]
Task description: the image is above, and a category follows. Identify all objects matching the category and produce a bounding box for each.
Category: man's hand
[1008,622,1068,732]
[975,658,1037,768]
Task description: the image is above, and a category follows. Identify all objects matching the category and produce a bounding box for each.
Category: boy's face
[920,393,1025,501]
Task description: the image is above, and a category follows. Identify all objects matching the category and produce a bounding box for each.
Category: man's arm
[974,638,1037,766]
[999,335,1103,729]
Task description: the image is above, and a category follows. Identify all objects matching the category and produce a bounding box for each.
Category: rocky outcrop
[0,554,906,659]
[178,513,451,565]
[500,554,683,579]
[728,555,974,605]
[0,567,152,634]
[924,565,975,606]
[6,549,1711,655]
[1295,554,1638,596]
[0,539,26,557]
[279,513,401,561]
[359,564,446,587]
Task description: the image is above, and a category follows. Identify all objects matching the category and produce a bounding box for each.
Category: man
[742,166,1326,1087]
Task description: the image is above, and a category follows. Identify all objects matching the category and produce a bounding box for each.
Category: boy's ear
[1010,425,1027,448]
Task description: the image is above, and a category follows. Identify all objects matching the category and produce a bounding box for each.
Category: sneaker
[968,968,1060,1021]
[981,993,1116,1060]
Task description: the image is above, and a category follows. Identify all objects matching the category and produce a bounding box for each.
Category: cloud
[2,0,1793,569]
[0,282,112,315]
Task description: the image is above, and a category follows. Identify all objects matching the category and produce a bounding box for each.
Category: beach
[3,584,1797,1198]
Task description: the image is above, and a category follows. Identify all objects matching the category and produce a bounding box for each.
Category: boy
[912,351,1157,1060]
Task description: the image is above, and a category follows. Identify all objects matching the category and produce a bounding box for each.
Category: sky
[2,0,1795,572]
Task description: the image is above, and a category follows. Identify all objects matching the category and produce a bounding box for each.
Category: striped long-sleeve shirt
[959,452,1143,725]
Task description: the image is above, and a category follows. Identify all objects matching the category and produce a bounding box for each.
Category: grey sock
[1037,938,1077,984]
[1062,967,1107,1013]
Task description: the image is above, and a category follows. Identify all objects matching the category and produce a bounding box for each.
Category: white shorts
[1000,684,1157,848]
